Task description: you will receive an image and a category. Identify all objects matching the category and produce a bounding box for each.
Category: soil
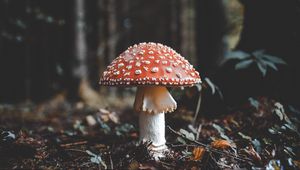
[0,97,299,169]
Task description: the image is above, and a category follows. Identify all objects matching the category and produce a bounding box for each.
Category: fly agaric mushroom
[99,42,201,155]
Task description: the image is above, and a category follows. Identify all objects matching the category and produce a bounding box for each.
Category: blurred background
[0,0,299,112]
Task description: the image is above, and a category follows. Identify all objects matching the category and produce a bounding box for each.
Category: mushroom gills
[134,86,177,114]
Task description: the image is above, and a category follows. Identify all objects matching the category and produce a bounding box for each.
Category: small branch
[60,141,87,147]
[196,124,202,140]
[109,153,113,170]
[167,126,251,162]
[168,126,207,148]
[160,160,175,169]
[65,148,86,153]
[170,144,198,147]
[193,90,202,125]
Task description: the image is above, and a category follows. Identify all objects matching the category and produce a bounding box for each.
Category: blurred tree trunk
[74,0,88,80]
[97,0,118,68]
[222,0,244,52]
[107,0,117,63]
[180,0,196,65]
[121,0,131,48]
[106,0,118,97]
[170,0,179,50]
[74,0,104,108]
[24,0,33,102]
[195,0,244,75]
[97,0,107,78]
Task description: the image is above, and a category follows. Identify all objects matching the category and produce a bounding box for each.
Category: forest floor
[0,96,299,169]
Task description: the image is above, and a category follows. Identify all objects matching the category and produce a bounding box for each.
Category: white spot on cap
[103,71,108,76]
[148,51,154,54]
[113,71,120,76]
[135,70,142,75]
[135,62,141,67]
[151,67,159,73]
[162,61,167,65]
[143,60,150,64]
[118,63,124,68]
[126,65,132,70]
[166,67,172,73]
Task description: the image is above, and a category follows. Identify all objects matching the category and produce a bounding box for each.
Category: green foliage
[212,123,233,143]
[238,132,252,141]
[224,50,287,76]
[86,150,107,168]
[271,103,299,136]
[1,3,65,43]
[73,120,87,135]
[251,139,262,153]
[181,150,192,157]
[176,128,196,144]
[248,97,259,110]
[115,123,135,136]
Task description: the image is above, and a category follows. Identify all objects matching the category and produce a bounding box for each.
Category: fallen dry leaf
[138,163,157,170]
[293,160,300,169]
[211,139,233,149]
[191,146,206,161]
[128,160,139,170]
[241,145,261,161]
[245,145,262,161]
[98,108,119,123]
[86,115,97,126]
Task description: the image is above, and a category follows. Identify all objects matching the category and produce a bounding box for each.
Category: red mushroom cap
[99,42,201,86]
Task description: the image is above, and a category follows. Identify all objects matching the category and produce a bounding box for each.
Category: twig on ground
[65,148,87,153]
[193,90,202,126]
[160,160,175,169]
[196,124,202,140]
[167,126,251,162]
[80,162,94,168]
[109,153,113,170]
[170,144,198,147]
[60,141,87,147]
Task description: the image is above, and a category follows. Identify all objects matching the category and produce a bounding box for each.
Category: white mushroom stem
[139,112,166,148]
[134,86,177,149]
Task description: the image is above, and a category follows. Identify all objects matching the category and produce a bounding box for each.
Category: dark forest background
[0,0,299,110]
